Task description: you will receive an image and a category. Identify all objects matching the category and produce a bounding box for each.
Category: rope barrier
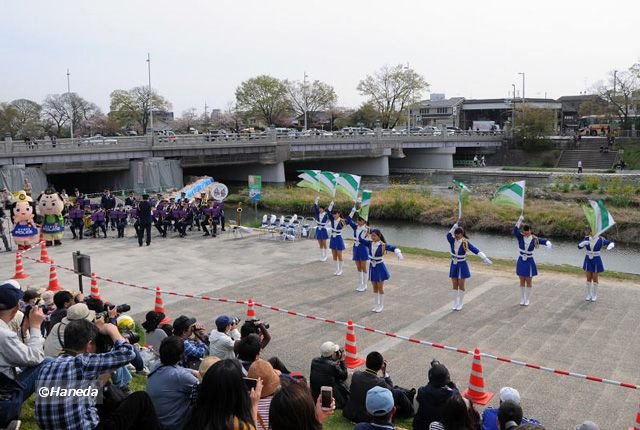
[17,242,640,392]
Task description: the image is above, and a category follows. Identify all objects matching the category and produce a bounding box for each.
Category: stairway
[556,149,617,169]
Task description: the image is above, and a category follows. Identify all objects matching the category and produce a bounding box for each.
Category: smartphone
[320,386,333,410]
[243,377,258,391]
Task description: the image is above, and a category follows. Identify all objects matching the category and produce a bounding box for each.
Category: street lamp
[147,53,153,135]
[303,72,308,131]
[66,69,73,144]
[512,83,516,135]
[404,63,411,133]
[518,72,525,103]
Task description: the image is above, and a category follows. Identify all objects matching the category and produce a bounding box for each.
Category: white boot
[452,290,459,311]
[375,294,384,313]
[585,281,592,301]
[321,249,328,262]
[456,290,465,311]
[356,272,367,292]
[591,282,598,301]
[371,294,380,312]
[519,287,526,306]
[524,287,531,306]
[336,260,343,276]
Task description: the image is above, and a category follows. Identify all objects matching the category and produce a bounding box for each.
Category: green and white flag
[296,170,321,191]
[359,190,372,221]
[493,180,526,212]
[318,171,337,197]
[336,173,362,201]
[582,199,615,237]
[452,179,470,220]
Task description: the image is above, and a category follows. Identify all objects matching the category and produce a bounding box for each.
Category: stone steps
[556,150,617,169]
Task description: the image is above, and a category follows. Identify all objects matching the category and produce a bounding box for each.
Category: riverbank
[227,182,640,244]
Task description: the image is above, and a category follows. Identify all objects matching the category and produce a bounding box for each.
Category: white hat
[320,341,340,357]
[499,387,521,404]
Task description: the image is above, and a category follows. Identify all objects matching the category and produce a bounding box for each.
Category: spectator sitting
[209,315,240,360]
[198,355,220,380]
[44,290,74,336]
[238,333,262,374]
[428,394,480,430]
[498,400,523,430]
[269,378,334,430]
[238,317,271,350]
[20,289,40,312]
[248,359,281,430]
[146,336,200,430]
[173,315,209,369]
[482,387,541,430]
[344,351,414,423]
[413,360,459,429]
[44,303,99,357]
[354,386,400,430]
[310,341,350,409]
[142,311,170,353]
[574,421,599,430]
[35,318,161,429]
[185,359,261,429]
[0,280,49,428]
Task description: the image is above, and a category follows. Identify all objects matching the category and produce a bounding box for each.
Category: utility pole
[204,101,209,130]
[67,69,73,144]
[512,83,516,137]
[147,53,153,135]
[518,72,525,103]
[303,72,308,131]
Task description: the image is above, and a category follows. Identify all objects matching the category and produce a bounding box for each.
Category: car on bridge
[422,126,442,136]
[81,135,118,145]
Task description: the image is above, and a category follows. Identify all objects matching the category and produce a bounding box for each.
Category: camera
[107,303,131,314]
[23,301,48,318]
[336,347,345,360]
[240,319,269,337]
[122,331,140,345]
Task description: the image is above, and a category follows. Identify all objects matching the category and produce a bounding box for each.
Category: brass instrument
[236,202,243,226]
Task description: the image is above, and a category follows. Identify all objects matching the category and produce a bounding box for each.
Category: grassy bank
[228,184,640,244]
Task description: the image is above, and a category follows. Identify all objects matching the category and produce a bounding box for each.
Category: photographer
[413,360,459,429]
[44,290,74,336]
[239,317,271,350]
[209,315,240,360]
[35,319,161,429]
[309,341,350,409]
[43,302,103,357]
[173,315,209,369]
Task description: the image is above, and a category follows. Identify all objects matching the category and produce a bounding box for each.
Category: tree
[284,79,337,127]
[1,99,42,138]
[514,107,556,148]
[174,108,200,133]
[357,64,429,129]
[598,64,639,130]
[42,94,70,136]
[42,93,102,137]
[109,86,171,134]
[577,95,608,117]
[235,75,290,126]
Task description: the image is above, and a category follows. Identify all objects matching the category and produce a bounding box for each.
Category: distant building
[412,95,465,128]
[557,95,607,131]
[460,98,561,131]
[152,110,174,130]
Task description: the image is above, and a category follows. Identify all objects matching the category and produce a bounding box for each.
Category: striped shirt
[256,396,272,430]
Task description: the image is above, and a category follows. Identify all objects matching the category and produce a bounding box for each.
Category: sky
[1,0,638,117]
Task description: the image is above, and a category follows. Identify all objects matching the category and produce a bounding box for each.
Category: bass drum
[209,183,229,202]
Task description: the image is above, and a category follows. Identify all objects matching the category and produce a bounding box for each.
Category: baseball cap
[215,315,233,331]
[365,386,394,416]
[499,387,521,404]
[62,303,96,323]
[575,421,600,430]
[0,280,24,310]
[173,315,197,333]
[320,341,340,357]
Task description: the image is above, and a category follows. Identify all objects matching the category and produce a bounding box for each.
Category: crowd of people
[0,278,604,429]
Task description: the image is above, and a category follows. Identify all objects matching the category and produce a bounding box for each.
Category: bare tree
[284,79,337,126]
[42,94,70,136]
[357,64,429,129]
[598,65,639,129]
[8,99,42,138]
[174,108,200,133]
[110,86,171,134]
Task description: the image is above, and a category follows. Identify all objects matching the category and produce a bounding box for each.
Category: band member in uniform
[313,196,332,261]
[201,200,217,237]
[137,194,153,246]
[328,208,347,276]
[112,203,128,238]
[346,206,370,291]
[578,233,615,302]
[359,229,403,313]
[175,203,189,238]
[91,207,107,238]
[124,191,136,207]
[191,197,203,232]
[153,201,168,238]
[100,189,116,230]
[129,205,140,237]
[446,222,492,311]
[68,202,85,240]
[514,215,552,306]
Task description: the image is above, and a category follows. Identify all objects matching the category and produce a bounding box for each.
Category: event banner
[249,175,262,201]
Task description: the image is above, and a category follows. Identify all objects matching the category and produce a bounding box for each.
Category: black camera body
[240,319,270,337]
[122,331,140,345]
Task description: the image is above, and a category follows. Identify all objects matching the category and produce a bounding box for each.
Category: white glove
[449,223,459,234]
[394,248,404,260]
[607,242,615,250]
[314,195,320,205]
[516,215,524,228]
[328,201,334,212]
[349,206,356,218]
[578,240,589,248]
[545,241,553,249]
[478,252,492,265]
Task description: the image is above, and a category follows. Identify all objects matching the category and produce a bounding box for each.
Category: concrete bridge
[0,133,502,193]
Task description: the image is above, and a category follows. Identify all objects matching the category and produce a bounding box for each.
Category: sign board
[210,183,229,201]
[248,175,262,201]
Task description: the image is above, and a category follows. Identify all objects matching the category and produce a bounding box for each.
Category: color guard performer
[346,206,370,291]
[360,229,403,313]
[446,222,492,311]
[313,196,332,261]
[514,215,552,306]
[578,234,615,301]
[328,208,347,276]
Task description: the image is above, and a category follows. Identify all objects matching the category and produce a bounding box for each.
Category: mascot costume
[38,187,66,246]
[10,191,39,250]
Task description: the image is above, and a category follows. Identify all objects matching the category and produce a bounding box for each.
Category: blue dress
[514,226,549,277]
[360,238,398,282]
[346,216,370,261]
[446,231,481,279]
[328,217,346,251]
[313,204,330,240]
[578,236,611,273]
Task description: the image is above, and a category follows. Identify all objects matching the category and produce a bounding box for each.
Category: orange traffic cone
[462,348,494,405]
[46,260,63,291]
[12,252,30,279]
[246,298,256,320]
[39,229,44,244]
[630,403,640,430]
[38,241,51,263]
[90,273,102,300]
[154,287,172,323]
[344,320,365,369]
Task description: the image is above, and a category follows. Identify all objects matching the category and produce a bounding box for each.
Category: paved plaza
[1,229,639,428]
